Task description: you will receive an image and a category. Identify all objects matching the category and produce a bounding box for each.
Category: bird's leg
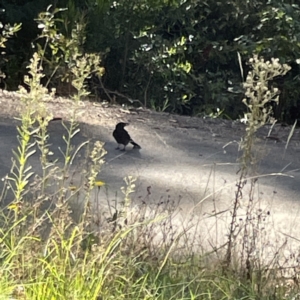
[115,144,120,150]
[121,145,126,151]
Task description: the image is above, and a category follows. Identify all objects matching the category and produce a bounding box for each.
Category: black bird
[113,122,141,150]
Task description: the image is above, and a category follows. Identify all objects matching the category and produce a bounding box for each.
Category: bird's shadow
[116,147,142,159]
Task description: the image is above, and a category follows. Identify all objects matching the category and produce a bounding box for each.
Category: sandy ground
[1,89,300,260]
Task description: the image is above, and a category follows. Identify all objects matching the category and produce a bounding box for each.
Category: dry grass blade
[285,119,297,152]
[237,51,244,81]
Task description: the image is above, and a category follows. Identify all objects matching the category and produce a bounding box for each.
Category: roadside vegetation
[1,0,300,121]
[0,4,300,300]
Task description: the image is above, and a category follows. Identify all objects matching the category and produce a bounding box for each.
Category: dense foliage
[1,0,300,121]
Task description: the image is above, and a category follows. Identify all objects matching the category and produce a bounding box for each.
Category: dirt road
[1,90,300,252]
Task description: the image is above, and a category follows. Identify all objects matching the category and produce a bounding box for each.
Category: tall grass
[0,7,299,300]
[225,56,291,270]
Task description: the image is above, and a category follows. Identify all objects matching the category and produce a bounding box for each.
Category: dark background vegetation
[1,0,300,122]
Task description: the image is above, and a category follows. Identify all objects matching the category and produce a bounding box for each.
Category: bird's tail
[130,140,141,149]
